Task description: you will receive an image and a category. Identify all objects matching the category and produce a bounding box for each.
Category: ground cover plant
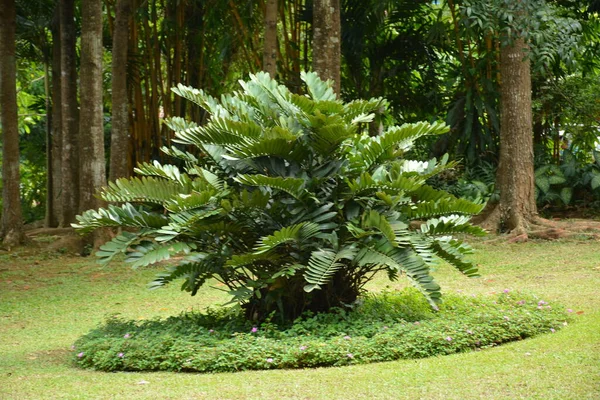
[74,72,484,322]
[1,238,598,399]
[73,288,568,373]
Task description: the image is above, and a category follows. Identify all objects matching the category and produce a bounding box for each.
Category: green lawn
[1,238,599,399]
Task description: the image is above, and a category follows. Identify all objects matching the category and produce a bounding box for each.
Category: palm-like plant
[74,72,484,321]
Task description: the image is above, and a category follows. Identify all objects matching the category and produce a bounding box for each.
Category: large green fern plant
[74,72,484,321]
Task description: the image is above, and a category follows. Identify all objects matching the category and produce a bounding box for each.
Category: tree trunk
[478,38,537,235]
[48,9,62,228]
[263,0,278,77]
[59,0,80,226]
[0,0,24,246]
[312,0,341,95]
[109,0,132,181]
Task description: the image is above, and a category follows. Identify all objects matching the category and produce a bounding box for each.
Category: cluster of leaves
[74,72,484,321]
[72,288,570,373]
[428,161,498,205]
[535,149,600,208]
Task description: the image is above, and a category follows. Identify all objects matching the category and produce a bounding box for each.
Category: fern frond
[149,258,223,295]
[253,222,320,254]
[361,210,396,244]
[163,191,218,213]
[95,231,145,266]
[134,161,189,185]
[172,84,229,118]
[306,113,356,156]
[432,239,479,276]
[303,247,357,292]
[125,242,196,269]
[301,71,337,102]
[100,177,192,204]
[422,215,486,236]
[355,241,441,306]
[73,203,168,233]
[234,174,306,199]
[404,198,485,219]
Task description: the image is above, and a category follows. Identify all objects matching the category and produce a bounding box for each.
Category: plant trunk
[312,0,341,95]
[79,0,106,212]
[243,269,360,322]
[109,0,132,181]
[263,0,278,77]
[0,0,24,246]
[59,0,80,226]
[49,12,63,228]
[478,38,537,235]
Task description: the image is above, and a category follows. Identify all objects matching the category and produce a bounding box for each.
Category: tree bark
[312,0,341,95]
[109,0,132,181]
[59,0,80,226]
[478,38,537,235]
[79,0,106,214]
[0,0,24,246]
[263,0,278,78]
[48,9,62,228]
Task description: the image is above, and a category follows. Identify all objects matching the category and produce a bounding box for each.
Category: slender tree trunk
[479,38,537,235]
[49,13,63,227]
[59,0,80,226]
[312,0,341,95]
[0,0,24,246]
[263,0,278,77]
[109,0,132,181]
[79,0,106,215]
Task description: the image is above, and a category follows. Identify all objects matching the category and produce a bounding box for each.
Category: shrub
[74,72,484,321]
[72,289,571,373]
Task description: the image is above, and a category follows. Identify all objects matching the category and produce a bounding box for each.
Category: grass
[1,237,599,399]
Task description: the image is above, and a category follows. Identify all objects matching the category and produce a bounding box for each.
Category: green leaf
[234,174,306,199]
[303,247,357,292]
[126,242,196,269]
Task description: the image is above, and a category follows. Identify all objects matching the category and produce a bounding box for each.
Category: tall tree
[312,0,341,94]
[0,0,24,246]
[49,9,62,227]
[79,0,106,215]
[465,0,583,236]
[109,0,131,181]
[262,0,278,77]
[488,37,537,235]
[58,0,79,225]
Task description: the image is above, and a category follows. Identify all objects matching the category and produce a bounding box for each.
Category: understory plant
[535,149,600,208]
[74,72,484,321]
[73,289,569,373]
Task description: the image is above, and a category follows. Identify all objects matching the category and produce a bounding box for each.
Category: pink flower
[445,336,452,342]
[251,327,258,333]
[77,352,84,358]
[343,335,351,340]
[567,309,573,313]
[266,358,273,363]
[346,353,354,359]
[123,333,131,339]
[550,328,555,333]
[299,346,307,351]
[503,289,510,293]
[209,329,214,333]
[118,352,124,358]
